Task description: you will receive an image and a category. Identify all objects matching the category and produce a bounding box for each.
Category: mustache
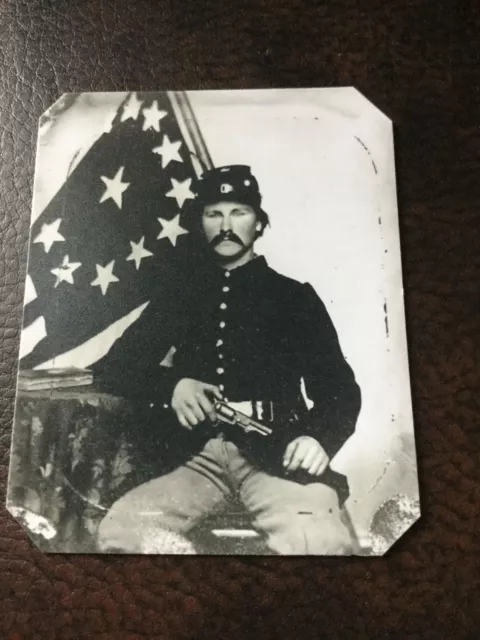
[210,230,245,247]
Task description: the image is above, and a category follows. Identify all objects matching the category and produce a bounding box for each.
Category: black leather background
[1,1,479,638]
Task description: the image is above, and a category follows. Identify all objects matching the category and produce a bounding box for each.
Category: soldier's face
[202,201,258,259]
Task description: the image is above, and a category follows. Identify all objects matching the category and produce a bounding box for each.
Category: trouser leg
[241,472,354,555]
[229,444,354,555]
[97,438,230,553]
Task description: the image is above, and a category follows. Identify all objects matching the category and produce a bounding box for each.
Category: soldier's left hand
[283,436,330,476]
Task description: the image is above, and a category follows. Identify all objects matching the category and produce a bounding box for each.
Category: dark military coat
[96,255,361,495]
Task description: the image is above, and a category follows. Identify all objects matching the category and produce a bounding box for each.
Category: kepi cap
[193,165,263,210]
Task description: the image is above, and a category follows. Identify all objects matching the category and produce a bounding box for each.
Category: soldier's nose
[221,216,232,231]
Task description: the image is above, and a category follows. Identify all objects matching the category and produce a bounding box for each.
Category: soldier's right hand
[171,378,223,429]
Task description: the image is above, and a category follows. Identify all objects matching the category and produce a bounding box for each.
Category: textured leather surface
[1,0,479,637]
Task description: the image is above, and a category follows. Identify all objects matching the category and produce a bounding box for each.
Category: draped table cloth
[8,386,136,552]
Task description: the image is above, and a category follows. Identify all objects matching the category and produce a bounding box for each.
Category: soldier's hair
[254,207,270,238]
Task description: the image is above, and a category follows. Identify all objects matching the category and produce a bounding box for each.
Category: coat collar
[216,255,268,281]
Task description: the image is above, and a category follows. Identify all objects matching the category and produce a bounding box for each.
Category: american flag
[19,91,211,376]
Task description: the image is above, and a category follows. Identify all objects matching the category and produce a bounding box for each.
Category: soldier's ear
[255,222,262,231]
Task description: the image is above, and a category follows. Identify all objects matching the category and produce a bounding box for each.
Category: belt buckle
[254,400,274,422]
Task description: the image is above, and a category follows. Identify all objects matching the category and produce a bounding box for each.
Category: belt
[224,400,276,422]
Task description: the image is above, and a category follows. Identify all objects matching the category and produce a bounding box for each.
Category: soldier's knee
[96,505,141,553]
[97,508,196,554]
[303,518,354,554]
[265,511,354,555]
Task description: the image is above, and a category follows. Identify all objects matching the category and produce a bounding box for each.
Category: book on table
[17,367,93,391]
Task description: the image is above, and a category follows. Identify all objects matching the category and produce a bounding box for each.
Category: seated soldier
[97,165,361,554]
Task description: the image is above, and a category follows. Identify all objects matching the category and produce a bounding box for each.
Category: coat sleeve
[297,283,361,459]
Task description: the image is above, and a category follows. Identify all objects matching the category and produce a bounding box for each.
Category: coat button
[222,286,230,293]
[216,367,225,375]
[219,384,225,391]
[218,353,224,359]
[219,321,226,329]
[224,271,231,278]
[220,303,227,310]
[216,339,224,347]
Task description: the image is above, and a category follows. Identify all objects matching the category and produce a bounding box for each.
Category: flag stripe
[36,301,150,370]
[24,275,37,306]
[19,316,47,359]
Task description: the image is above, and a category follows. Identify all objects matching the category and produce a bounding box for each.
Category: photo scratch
[354,136,378,174]
[368,459,392,494]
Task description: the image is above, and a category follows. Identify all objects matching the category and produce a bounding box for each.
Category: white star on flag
[121,93,143,122]
[166,177,195,209]
[90,260,119,295]
[51,255,82,287]
[33,218,65,253]
[142,101,168,132]
[100,166,130,209]
[152,135,183,169]
[126,236,154,270]
[157,214,189,247]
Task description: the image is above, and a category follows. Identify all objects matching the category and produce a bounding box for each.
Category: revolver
[214,401,273,436]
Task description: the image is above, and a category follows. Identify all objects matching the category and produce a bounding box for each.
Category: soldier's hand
[283,436,330,476]
[171,378,223,429]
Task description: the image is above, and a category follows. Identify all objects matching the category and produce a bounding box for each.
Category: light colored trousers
[97,435,355,555]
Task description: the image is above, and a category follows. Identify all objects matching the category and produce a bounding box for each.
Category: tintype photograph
[7,88,419,555]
